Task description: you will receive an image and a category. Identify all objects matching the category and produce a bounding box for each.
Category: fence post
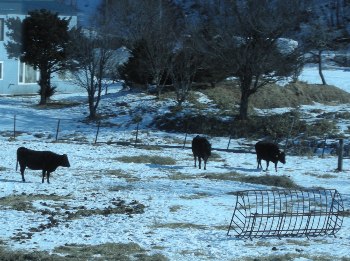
[227,135,232,150]
[55,119,61,141]
[321,136,327,158]
[182,122,189,149]
[13,115,16,139]
[284,116,295,152]
[183,132,188,149]
[95,121,101,144]
[338,138,344,171]
[135,122,139,145]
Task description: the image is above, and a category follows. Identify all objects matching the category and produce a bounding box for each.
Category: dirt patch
[66,199,145,219]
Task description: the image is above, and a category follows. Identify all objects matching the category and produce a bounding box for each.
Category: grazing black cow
[192,135,211,170]
[16,147,70,183]
[255,141,286,172]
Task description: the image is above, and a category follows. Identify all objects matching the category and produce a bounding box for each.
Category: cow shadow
[0,178,28,183]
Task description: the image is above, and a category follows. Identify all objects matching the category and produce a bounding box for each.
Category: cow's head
[61,154,71,167]
[277,150,286,164]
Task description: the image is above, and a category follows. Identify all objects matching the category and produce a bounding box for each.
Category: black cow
[16,147,70,183]
[255,141,286,172]
[192,135,211,170]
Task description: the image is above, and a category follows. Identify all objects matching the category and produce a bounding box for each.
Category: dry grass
[204,80,350,110]
[35,101,81,110]
[0,194,70,212]
[106,169,141,182]
[202,172,301,189]
[115,155,176,165]
[241,254,350,261]
[54,243,168,261]
[151,222,207,230]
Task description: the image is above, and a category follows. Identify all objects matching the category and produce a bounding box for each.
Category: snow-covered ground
[0,65,349,260]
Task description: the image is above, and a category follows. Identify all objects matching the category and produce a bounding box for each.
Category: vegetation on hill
[203,80,350,110]
[153,80,346,140]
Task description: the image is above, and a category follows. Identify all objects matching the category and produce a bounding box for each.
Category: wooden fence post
[284,116,295,152]
[55,119,61,141]
[227,136,232,150]
[135,122,139,145]
[95,121,101,144]
[338,138,344,171]
[322,136,327,158]
[183,133,188,149]
[13,115,16,139]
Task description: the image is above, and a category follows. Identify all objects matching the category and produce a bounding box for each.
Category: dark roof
[0,0,77,16]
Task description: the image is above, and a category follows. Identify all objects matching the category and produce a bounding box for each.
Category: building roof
[0,0,77,16]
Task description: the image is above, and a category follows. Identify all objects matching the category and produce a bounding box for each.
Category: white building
[0,0,80,95]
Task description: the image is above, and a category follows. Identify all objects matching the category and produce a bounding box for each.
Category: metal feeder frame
[227,189,344,239]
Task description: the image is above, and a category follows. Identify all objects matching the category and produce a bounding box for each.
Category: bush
[154,109,338,141]
[118,41,151,88]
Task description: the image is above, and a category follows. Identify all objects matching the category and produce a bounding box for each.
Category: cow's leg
[198,157,202,169]
[47,172,51,184]
[194,156,197,168]
[203,158,207,170]
[275,162,278,172]
[42,170,46,183]
[265,161,269,171]
[257,157,261,169]
[20,166,26,182]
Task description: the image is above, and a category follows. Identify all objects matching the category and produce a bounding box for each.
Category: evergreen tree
[6,9,71,105]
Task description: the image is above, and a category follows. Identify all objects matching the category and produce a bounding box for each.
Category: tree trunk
[318,50,327,85]
[38,70,50,105]
[88,92,96,119]
[238,74,253,120]
[239,90,250,120]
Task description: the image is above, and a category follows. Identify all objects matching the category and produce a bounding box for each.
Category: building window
[0,18,4,41]
[0,62,3,80]
[19,62,38,84]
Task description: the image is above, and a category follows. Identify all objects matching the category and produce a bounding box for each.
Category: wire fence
[1,113,349,170]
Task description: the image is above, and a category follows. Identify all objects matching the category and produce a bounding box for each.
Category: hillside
[0,70,349,260]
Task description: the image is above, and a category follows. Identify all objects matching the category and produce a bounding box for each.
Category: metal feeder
[227,189,344,239]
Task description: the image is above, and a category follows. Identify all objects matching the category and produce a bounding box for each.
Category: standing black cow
[255,141,286,172]
[16,147,70,183]
[192,135,211,170]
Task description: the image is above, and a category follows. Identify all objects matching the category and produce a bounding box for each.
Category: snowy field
[0,65,349,260]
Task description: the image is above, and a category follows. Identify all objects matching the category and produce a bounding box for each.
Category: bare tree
[170,39,199,106]
[302,1,350,85]
[304,23,335,85]
[69,29,118,119]
[200,0,304,120]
